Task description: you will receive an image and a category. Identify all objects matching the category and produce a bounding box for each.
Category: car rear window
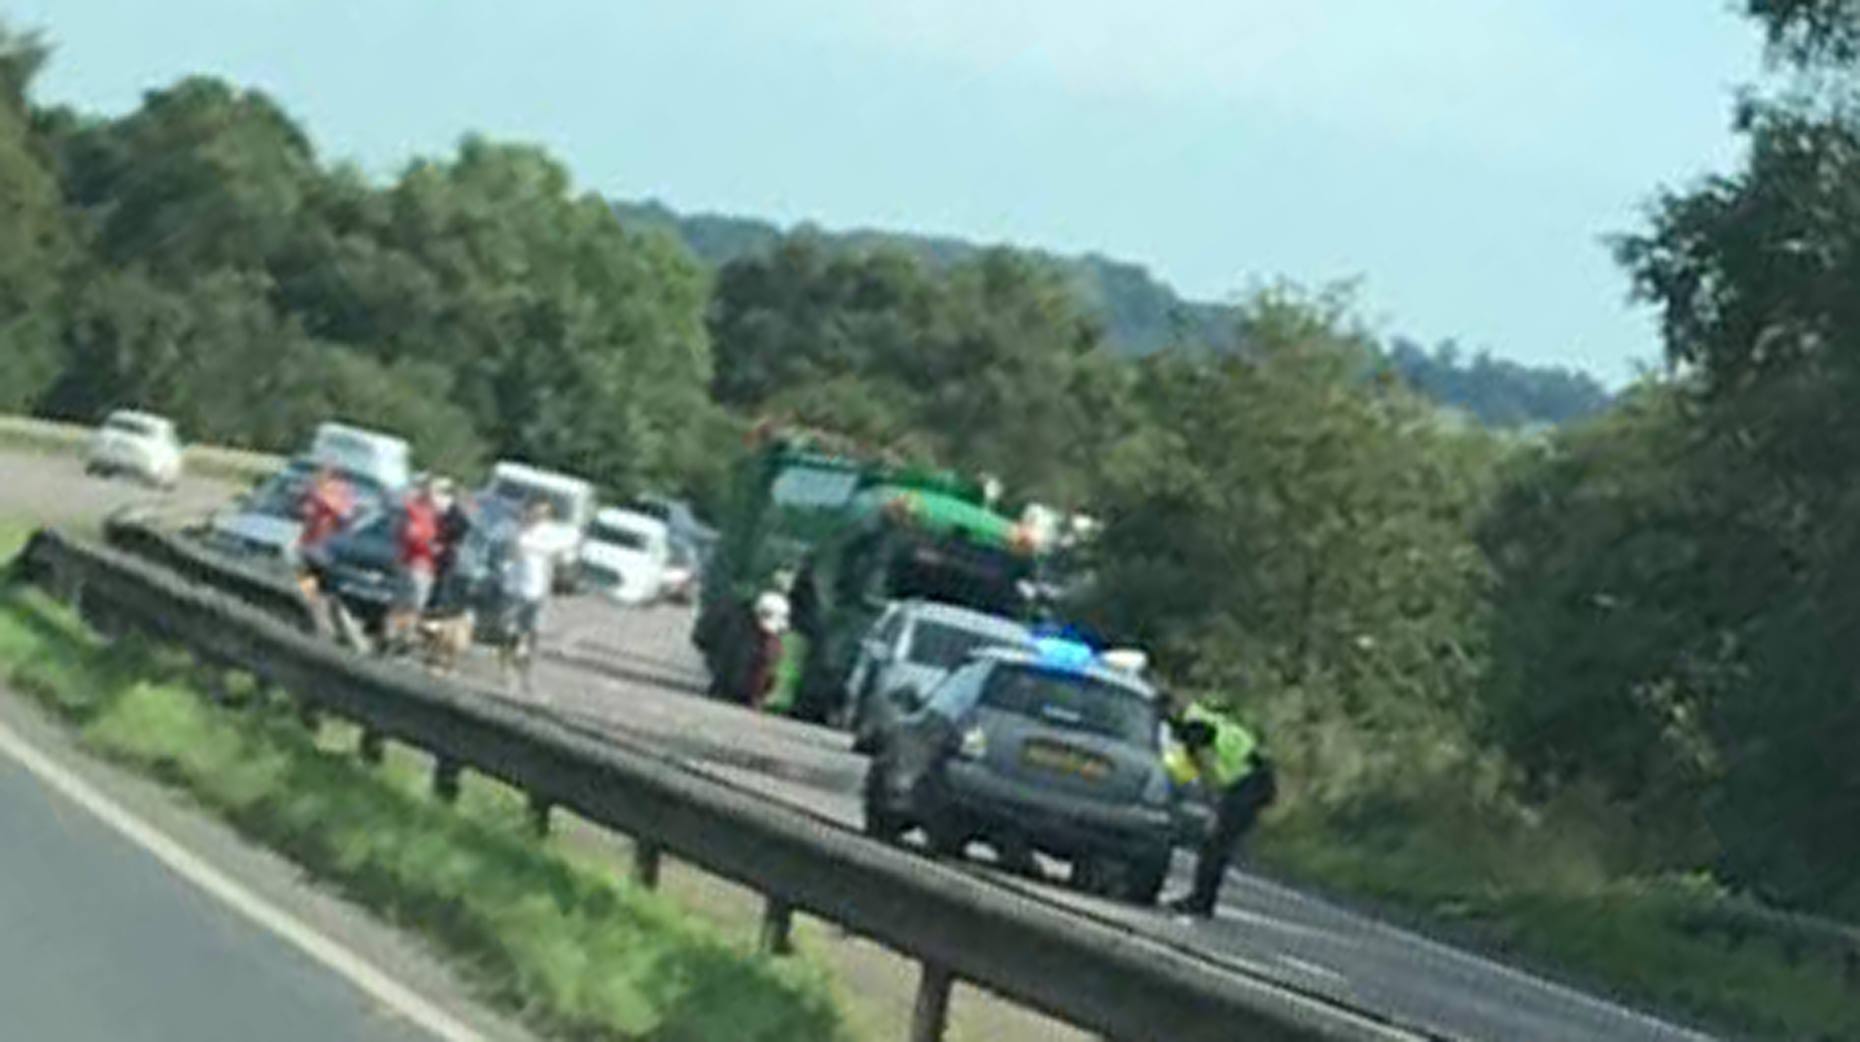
[906,619,1021,671]
[590,522,649,551]
[977,664,1157,747]
[105,415,160,437]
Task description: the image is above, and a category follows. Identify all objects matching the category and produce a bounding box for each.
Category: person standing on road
[297,465,356,562]
[497,498,555,695]
[1160,697,1277,919]
[744,590,790,712]
[385,478,441,655]
[431,478,472,592]
[295,465,356,634]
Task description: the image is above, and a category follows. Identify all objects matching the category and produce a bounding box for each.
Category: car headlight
[956,725,988,761]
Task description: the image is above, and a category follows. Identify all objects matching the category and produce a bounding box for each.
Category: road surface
[0,692,541,1042]
[0,448,1719,1042]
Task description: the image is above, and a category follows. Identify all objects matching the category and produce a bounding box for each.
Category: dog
[417,608,476,677]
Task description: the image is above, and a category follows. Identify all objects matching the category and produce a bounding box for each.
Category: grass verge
[0,575,847,1042]
[1257,803,1860,1042]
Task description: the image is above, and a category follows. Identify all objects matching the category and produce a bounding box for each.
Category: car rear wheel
[922,815,967,859]
[861,762,908,844]
[1126,849,1172,907]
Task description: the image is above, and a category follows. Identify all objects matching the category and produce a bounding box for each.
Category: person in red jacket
[385,478,441,655]
[298,465,356,560]
[295,466,356,627]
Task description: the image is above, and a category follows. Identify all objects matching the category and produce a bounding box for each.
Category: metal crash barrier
[14,527,1435,1042]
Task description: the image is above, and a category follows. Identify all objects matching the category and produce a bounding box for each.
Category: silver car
[844,599,1032,753]
[861,641,1179,904]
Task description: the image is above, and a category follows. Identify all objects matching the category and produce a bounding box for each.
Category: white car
[308,421,412,494]
[86,410,183,489]
[578,508,673,606]
[484,461,596,593]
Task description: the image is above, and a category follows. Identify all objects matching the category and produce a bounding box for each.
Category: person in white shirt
[498,498,555,693]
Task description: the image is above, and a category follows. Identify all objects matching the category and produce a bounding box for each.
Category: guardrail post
[908,962,954,1042]
[527,792,553,837]
[432,757,462,804]
[358,727,385,766]
[759,897,794,956]
[633,841,661,889]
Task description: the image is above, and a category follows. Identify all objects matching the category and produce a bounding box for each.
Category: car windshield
[769,464,861,511]
[906,619,1022,670]
[626,498,671,523]
[490,479,579,524]
[977,664,1157,748]
[590,522,649,551]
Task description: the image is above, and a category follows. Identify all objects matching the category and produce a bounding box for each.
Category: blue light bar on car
[1033,636,1096,672]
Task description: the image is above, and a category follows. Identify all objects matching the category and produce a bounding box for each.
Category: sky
[11,1,1770,387]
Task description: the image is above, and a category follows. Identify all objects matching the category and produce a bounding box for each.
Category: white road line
[1235,874,1717,1041]
[1276,954,1350,988]
[1215,904,1332,942]
[0,717,486,1042]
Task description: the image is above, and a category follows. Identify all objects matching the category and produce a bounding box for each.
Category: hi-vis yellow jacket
[1163,703,1260,790]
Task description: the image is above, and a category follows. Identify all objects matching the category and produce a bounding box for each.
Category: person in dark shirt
[429,478,473,606]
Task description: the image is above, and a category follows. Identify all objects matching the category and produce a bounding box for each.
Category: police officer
[1162,698,1277,918]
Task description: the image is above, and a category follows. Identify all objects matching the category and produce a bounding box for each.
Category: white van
[484,461,596,593]
[310,422,412,493]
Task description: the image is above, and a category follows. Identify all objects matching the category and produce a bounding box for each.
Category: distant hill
[612,199,1611,427]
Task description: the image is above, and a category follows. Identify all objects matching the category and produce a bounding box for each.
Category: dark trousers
[1186,764,1277,912]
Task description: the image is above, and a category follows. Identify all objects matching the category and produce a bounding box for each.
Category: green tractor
[692,426,1050,724]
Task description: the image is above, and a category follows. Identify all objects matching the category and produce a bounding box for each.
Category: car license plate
[1022,740,1110,781]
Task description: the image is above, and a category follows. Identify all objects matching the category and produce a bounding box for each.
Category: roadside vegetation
[5,3,1860,1040]
[0,538,846,1041]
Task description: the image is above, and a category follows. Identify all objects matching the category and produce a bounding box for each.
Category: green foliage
[1262,807,1860,1042]
[25,65,716,496]
[622,198,1611,429]
[0,26,74,413]
[1384,338,1610,427]
[707,236,1114,504]
[1083,283,1503,808]
[1744,0,1860,67]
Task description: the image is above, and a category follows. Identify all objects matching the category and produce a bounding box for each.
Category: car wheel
[1071,855,1119,897]
[1126,849,1173,907]
[919,804,968,859]
[861,761,907,843]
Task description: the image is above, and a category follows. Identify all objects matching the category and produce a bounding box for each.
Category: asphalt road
[507,600,1717,1042]
[0,451,232,530]
[0,448,1719,1042]
[0,719,452,1042]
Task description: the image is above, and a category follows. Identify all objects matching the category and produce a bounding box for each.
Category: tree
[1084,284,1501,807]
[50,76,319,280]
[707,236,1115,504]
[1587,0,1860,912]
[0,25,74,412]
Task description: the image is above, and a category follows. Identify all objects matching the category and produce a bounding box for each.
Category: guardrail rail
[6,524,1438,1042]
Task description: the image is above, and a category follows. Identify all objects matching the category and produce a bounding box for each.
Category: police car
[861,636,1181,904]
